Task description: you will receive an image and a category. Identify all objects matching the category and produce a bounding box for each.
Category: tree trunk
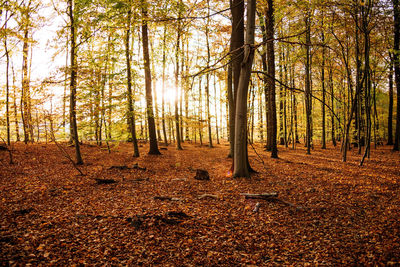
[161,24,169,146]
[228,0,244,157]
[205,0,213,148]
[393,0,400,151]
[12,63,20,141]
[175,0,183,150]
[125,6,139,157]
[329,65,336,146]
[227,61,234,157]
[305,10,312,155]
[68,0,83,165]
[265,0,278,158]
[233,0,256,178]
[141,0,161,155]
[321,16,326,149]
[21,13,31,144]
[388,56,394,145]
[4,9,11,145]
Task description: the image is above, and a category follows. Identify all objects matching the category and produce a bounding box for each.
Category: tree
[141,0,161,155]
[265,0,278,158]
[387,55,394,145]
[304,7,312,155]
[174,0,183,150]
[393,0,400,151]
[125,2,140,157]
[227,0,244,158]
[233,0,256,178]
[68,0,83,165]
[3,6,11,145]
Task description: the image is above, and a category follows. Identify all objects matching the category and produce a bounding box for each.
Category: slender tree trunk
[321,17,326,149]
[198,77,203,146]
[64,35,68,136]
[388,56,394,145]
[21,16,31,144]
[4,10,11,145]
[233,0,256,178]
[266,0,278,158]
[393,0,400,151]
[259,14,271,151]
[175,0,183,150]
[227,61,234,157]
[305,10,312,155]
[12,63,20,141]
[141,0,161,155]
[214,75,220,144]
[161,24,168,146]
[125,6,139,157]
[205,0,213,148]
[329,65,336,146]
[68,0,83,165]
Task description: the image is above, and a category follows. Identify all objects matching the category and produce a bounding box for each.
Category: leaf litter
[0,142,399,265]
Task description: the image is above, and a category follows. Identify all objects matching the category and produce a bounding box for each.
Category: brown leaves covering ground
[1,141,399,265]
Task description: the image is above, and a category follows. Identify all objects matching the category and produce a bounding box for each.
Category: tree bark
[228,0,244,157]
[161,24,169,146]
[68,0,83,165]
[305,10,312,155]
[233,0,256,178]
[393,0,400,151]
[321,16,326,149]
[205,0,213,148]
[264,0,278,158]
[175,0,183,150]
[125,5,140,157]
[388,56,394,145]
[141,0,161,155]
[4,9,11,145]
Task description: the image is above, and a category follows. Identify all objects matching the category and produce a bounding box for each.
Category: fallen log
[242,192,303,210]
[241,192,278,199]
[94,178,118,184]
[153,196,181,201]
[128,177,149,182]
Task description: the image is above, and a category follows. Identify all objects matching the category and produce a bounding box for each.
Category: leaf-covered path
[1,142,399,265]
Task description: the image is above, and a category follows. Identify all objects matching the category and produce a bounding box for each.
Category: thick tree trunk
[233,0,256,178]
[68,0,83,165]
[141,0,161,155]
[228,0,244,157]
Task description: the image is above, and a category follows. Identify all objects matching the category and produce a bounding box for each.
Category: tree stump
[194,169,210,180]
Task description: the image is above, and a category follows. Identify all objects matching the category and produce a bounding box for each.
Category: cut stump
[194,169,210,180]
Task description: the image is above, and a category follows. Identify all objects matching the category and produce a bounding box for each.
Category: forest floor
[1,140,400,265]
